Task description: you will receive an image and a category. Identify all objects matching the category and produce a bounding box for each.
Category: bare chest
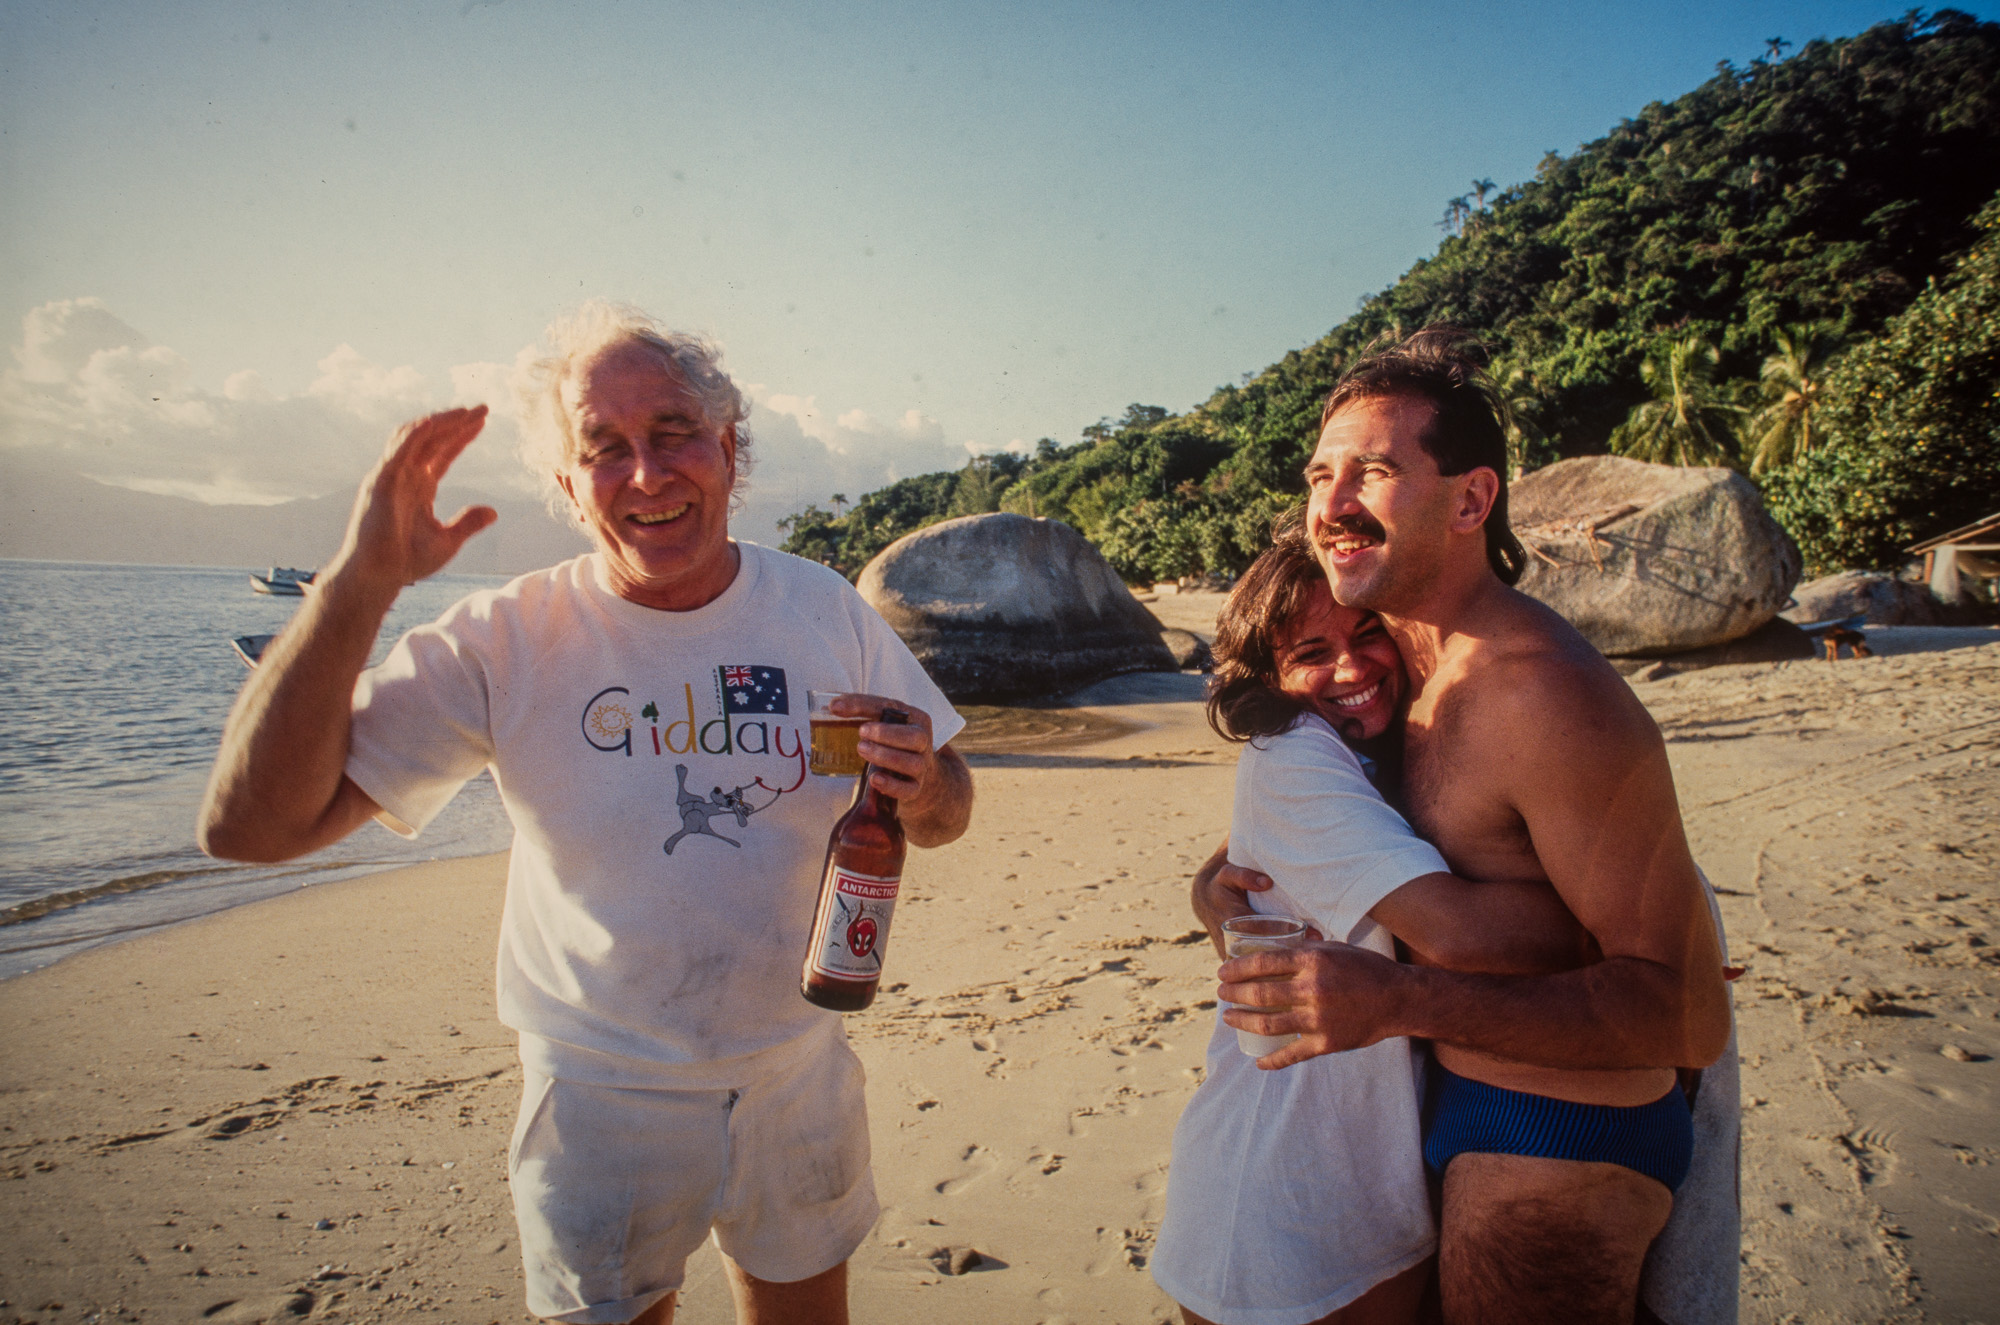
[1400,698,1543,883]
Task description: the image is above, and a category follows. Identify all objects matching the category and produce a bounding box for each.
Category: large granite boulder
[1612,618,1819,678]
[1161,628,1214,672]
[1511,456,1801,656]
[858,513,1177,700]
[1781,570,1957,626]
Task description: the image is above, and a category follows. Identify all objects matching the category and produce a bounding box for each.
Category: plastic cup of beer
[808,690,867,777]
[1222,913,1308,1057]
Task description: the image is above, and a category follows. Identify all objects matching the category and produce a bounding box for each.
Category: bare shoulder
[1452,592,1662,760]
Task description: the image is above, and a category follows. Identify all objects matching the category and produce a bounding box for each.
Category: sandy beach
[2,600,1995,1325]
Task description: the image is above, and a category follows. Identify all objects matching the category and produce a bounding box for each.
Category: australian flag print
[719,664,789,715]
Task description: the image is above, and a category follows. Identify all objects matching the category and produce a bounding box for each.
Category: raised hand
[334,406,499,594]
[200,405,498,864]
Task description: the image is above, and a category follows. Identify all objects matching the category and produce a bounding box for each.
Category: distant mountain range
[0,452,589,576]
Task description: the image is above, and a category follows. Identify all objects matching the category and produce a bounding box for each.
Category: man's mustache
[1311,514,1387,549]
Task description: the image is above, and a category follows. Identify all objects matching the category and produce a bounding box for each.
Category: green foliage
[783,13,2000,580]
[777,455,1028,576]
[1095,497,1206,582]
[1345,9,2000,454]
[1611,336,1745,466]
[946,455,1009,517]
[773,503,844,566]
[1495,361,1561,475]
[1747,321,1842,473]
[1762,194,2000,574]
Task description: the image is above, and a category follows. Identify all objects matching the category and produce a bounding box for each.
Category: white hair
[513,300,755,518]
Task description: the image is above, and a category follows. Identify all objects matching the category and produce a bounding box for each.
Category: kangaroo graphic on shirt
[664,763,767,855]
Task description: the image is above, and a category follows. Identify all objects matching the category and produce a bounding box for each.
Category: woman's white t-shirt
[1152,713,1447,1324]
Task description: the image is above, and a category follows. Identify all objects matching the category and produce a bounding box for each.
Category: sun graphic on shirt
[588,702,633,741]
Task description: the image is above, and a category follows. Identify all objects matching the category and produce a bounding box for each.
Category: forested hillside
[782,12,2000,581]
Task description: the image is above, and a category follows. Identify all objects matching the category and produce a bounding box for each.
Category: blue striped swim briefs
[1422,1064,1694,1192]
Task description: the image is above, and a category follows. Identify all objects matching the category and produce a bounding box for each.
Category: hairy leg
[1439,1153,1671,1325]
[1180,1256,1434,1325]
[722,1255,848,1325]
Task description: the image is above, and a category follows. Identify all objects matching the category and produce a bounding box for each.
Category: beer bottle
[801,709,909,1011]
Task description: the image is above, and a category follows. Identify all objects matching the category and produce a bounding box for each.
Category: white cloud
[728,389,992,545]
[307,344,432,421]
[965,437,1031,457]
[1,299,982,549]
[222,369,270,402]
[75,344,216,430]
[748,388,959,480]
[13,297,147,384]
[1,298,533,506]
[449,353,532,410]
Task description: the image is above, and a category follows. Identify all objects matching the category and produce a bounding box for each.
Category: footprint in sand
[1007,1150,1065,1192]
[1084,1227,1120,1276]
[1085,1224,1153,1276]
[935,1144,999,1196]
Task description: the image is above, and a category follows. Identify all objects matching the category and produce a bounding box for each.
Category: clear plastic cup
[1222,913,1308,1057]
[808,690,866,776]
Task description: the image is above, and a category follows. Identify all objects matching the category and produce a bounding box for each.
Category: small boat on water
[231,634,275,668]
[249,567,316,596]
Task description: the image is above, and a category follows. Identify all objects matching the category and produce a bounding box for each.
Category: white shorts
[508,1026,878,1323]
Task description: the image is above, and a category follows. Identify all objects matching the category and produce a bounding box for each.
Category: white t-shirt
[1152,714,1447,1324]
[345,543,964,1088]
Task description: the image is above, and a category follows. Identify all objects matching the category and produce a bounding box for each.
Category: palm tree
[1495,362,1550,477]
[1611,336,1745,467]
[948,456,1003,516]
[1747,322,1839,474]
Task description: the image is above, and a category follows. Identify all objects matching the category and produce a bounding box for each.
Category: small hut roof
[1908,510,2000,554]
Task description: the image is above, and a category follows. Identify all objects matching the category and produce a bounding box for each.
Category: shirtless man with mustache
[1213,328,1732,1324]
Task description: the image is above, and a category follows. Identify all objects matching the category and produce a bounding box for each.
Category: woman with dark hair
[1150,530,1591,1325]
[1202,523,1405,755]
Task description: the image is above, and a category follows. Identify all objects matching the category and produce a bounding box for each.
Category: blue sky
[4,1,1991,545]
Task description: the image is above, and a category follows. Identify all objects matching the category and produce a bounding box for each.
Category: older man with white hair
[199,302,975,1325]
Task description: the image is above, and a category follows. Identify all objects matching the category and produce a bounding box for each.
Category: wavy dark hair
[1205,519,1327,743]
[1320,325,1528,586]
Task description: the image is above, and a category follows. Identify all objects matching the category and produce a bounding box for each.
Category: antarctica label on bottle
[810,867,901,980]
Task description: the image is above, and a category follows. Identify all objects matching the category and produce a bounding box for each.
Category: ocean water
[0,560,517,979]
